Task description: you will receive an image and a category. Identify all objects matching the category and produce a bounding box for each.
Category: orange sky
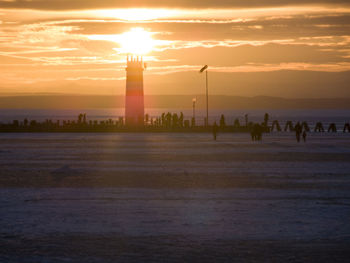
[1,0,350,97]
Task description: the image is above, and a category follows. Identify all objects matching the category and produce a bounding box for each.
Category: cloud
[146,62,350,74]
[1,0,350,10]
[65,77,124,81]
[1,3,350,97]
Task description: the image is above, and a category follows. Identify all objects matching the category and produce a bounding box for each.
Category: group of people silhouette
[2,112,349,143]
[250,123,264,141]
[212,119,310,143]
[212,121,265,141]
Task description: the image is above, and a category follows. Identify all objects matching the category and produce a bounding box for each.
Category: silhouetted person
[302,131,307,142]
[295,122,302,142]
[179,112,184,127]
[258,124,263,140]
[233,118,240,128]
[264,113,269,127]
[172,113,179,128]
[251,123,263,141]
[251,129,255,141]
[166,112,172,128]
[213,121,218,141]
[220,114,226,128]
[301,121,310,132]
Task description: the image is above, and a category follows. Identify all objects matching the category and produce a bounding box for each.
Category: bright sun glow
[88,27,156,55]
[118,28,155,55]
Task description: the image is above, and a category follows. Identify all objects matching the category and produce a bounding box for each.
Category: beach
[1,132,350,262]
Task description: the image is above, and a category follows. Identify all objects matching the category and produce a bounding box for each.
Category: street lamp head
[199,65,208,73]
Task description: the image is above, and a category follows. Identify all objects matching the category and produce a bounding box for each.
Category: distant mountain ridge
[0,95,350,109]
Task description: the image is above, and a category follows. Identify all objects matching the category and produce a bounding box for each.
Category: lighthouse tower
[125,55,144,126]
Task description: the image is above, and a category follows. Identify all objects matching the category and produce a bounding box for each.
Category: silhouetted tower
[125,55,144,126]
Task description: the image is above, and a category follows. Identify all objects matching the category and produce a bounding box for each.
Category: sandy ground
[1,132,350,262]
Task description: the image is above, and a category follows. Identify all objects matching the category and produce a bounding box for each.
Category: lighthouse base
[125,95,144,126]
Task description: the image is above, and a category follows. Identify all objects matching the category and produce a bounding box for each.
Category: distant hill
[0,95,350,109]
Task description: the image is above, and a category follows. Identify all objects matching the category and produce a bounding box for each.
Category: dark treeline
[0,112,349,133]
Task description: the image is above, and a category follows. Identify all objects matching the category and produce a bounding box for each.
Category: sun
[87,27,157,55]
[117,28,155,55]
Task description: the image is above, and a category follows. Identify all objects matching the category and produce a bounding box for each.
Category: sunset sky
[1,0,350,97]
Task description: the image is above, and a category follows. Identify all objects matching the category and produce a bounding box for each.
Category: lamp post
[192,97,196,120]
[199,65,209,127]
[192,97,197,127]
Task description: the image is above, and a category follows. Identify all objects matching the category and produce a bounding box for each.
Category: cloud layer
[1,0,350,9]
[0,2,350,97]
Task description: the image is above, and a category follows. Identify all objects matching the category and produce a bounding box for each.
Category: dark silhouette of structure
[284,121,294,132]
[1,112,350,137]
[328,123,337,133]
[191,117,196,127]
[199,65,209,126]
[271,120,281,132]
[301,122,310,132]
[314,122,325,132]
[125,55,145,126]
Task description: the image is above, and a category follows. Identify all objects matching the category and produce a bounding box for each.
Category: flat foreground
[1,133,350,262]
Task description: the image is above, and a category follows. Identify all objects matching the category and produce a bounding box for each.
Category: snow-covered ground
[1,132,350,262]
[1,132,350,180]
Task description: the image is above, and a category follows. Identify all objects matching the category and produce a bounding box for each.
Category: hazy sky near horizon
[1,0,350,97]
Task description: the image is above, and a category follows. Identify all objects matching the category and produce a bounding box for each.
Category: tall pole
[193,100,196,120]
[199,65,209,127]
[206,70,209,127]
[192,98,196,127]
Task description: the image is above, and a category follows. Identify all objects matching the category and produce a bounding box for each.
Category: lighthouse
[125,55,145,126]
